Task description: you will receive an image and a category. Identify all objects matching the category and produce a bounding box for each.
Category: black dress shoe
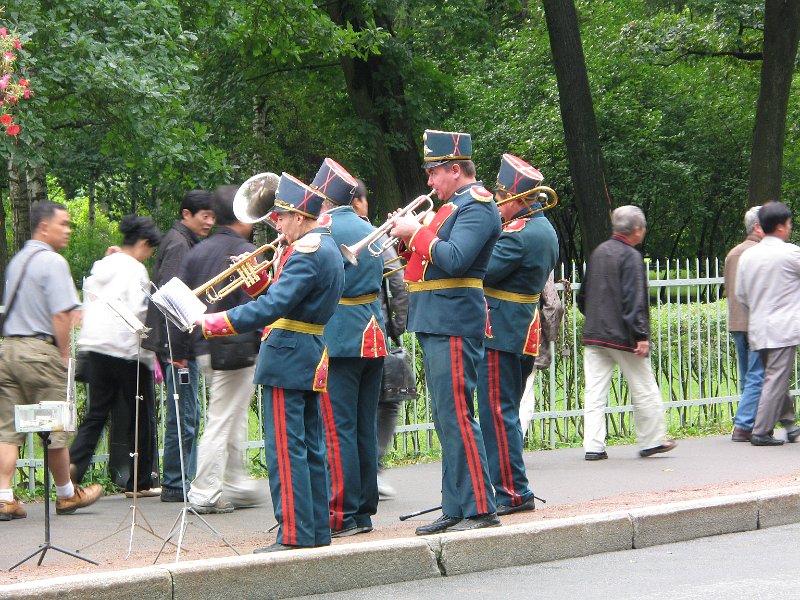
[750,434,785,446]
[414,514,461,535]
[496,497,536,516]
[446,513,501,532]
[731,427,753,442]
[585,451,608,461]
[253,543,302,553]
[639,440,677,457]
[785,426,800,443]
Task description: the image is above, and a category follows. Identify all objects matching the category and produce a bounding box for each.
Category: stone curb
[3,486,800,600]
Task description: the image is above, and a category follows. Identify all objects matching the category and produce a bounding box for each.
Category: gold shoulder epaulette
[470,185,493,202]
[295,232,322,253]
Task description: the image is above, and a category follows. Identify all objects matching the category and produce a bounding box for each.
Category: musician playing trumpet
[476,155,559,516]
[390,129,502,535]
[312,158,387,538]
[199,174,345,552]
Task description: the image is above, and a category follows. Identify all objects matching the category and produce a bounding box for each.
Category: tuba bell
[233,172,281,224]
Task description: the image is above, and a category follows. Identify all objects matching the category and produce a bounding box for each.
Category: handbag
[380,346,417,404]
[208,330,261,371]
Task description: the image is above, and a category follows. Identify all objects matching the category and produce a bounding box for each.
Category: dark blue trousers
[477,348,534,507]
[262,386,330,548]
[321,356,383,531]
[417,333,496,518]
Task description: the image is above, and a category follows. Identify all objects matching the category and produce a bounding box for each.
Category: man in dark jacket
[143,190,215,501]
[182,185,266,513]
[577,205,675,461]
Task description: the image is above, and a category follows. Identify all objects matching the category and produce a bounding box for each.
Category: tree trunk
[8,158,30,254]
[747,0,800,206]
[88,180,96,226]
[0,185,8,300]
[27,166,48,205]
[327,1,427,221]
[130,171,139,214]
[542,0,612,257]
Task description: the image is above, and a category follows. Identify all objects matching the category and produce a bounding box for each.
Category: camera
[177,368,190,386]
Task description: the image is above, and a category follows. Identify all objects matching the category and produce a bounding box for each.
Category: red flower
[18,79,28,86]
[0,114,12,125]
[23,89,31,99]
[0,28,7,38]
[14,40,22,50]
[3,52,15,62]
[6,124,20,136]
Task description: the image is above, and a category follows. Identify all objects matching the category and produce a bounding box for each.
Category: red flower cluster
[0,22,30,137]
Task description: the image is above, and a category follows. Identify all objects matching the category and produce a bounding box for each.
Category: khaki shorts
[0,337,70,448]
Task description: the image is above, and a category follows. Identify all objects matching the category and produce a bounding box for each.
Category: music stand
[9,362,98,570]
[142,282,239,562]
[76,291,170,557]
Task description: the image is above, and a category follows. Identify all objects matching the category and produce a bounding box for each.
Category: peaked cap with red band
[422,129,472,169]
[496,154,544,197]
[272,172,326,218]
[310,158,358,206]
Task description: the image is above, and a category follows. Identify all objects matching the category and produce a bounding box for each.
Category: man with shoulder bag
[180,185,266,513]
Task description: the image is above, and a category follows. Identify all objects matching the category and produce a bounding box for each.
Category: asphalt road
[303,522,800,600]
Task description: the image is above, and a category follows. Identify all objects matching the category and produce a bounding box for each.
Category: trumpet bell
[340,243,359,266]
[233,172,281,223]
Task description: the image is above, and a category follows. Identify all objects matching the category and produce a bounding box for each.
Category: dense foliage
[1,0,798,282]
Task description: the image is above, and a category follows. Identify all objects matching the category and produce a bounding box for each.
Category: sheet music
[150,277,207,330]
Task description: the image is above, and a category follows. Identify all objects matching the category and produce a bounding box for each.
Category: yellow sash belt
[268,318,325,335]
[338,293,379,305]
[406,278,483,292]
[484,288,541,304]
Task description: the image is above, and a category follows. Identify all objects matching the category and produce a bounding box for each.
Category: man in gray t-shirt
[0,201,102,522]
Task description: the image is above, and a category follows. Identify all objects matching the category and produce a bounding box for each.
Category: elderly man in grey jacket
[735,201,800,446]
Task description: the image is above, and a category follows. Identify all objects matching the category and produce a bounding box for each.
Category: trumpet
[340,192,434,266]
[192,171,287,303]
[192,238,283,303]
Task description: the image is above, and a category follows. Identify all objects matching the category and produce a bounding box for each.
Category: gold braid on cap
[274,198,317,219]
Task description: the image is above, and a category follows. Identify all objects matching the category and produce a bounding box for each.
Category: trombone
[496,185,558,219]
[340,192,434,266]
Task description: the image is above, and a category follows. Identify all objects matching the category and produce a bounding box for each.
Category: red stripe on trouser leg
[488,350,521,506]
[450,337,488,514]
[274,388,296,545]
[320,392,344,530]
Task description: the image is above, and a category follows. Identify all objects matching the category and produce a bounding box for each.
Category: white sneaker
[377,477,396,500]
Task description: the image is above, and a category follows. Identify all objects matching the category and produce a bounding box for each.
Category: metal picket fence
[16,257,796,489]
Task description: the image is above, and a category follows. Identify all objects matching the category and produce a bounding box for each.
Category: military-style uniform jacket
[320,206,387,358]
[400,182,501,339]
[484,205,559,356]
[201,227,345,391]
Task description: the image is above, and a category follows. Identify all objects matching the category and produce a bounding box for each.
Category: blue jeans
[732,332,764,430]
[160,357,200,492]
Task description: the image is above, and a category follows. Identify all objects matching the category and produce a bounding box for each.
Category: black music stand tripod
[9,433,99,570]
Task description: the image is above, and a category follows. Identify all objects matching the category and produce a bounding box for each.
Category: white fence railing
[16,258,796,490]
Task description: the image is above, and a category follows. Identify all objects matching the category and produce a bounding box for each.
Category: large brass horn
[339,192,434,266]
[233,172,281,224]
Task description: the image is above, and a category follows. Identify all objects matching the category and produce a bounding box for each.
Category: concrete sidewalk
[2,434,800,597]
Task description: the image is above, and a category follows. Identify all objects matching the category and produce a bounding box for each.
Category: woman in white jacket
[70,215,162,495]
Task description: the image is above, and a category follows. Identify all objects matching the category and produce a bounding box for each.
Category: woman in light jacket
[70,215,162,495]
